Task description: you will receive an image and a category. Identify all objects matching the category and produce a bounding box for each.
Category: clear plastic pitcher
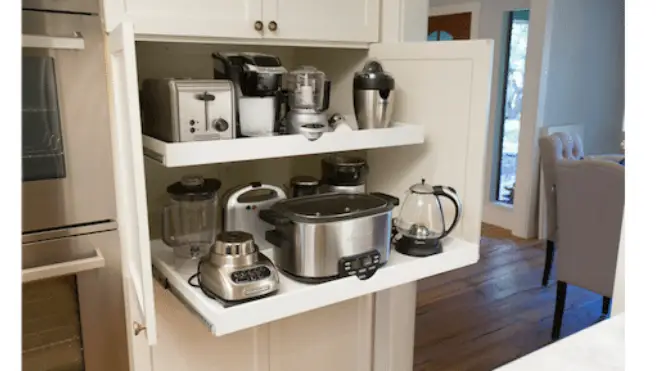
[162,176,221,259]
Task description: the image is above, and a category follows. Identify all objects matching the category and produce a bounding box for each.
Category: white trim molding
[429,2,481,39]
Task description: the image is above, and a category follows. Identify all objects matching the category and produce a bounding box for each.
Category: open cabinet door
[107,22,158,347]
[366,41,494,245]
[367,41,493,371]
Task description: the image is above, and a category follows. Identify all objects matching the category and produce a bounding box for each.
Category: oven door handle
[22,247,105,283]
[22,33,85,50]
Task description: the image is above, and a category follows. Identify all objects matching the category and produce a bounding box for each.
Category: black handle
[259,209,291,226]
[265,230,285,248]
[196,92,215,101]
[433,186,462,238]
[370,192,400,207]
[268,21,278,31]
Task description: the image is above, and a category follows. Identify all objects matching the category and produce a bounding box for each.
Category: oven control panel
[338,250,381,280]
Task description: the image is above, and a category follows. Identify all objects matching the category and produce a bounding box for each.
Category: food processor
[393,179,462,257]
[283,66,332,137]
[162,175,221,259]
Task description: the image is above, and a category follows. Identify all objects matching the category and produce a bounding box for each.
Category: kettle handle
[433,186,462,239]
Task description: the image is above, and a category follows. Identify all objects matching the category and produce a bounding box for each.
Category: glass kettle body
[394,179,462,256]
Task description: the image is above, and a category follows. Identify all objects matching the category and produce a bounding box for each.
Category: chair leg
[551,281,568,341]
[542,240,555,287]
[602,297,612,316]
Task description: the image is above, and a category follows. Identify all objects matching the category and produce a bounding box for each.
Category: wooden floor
[413,224,607,371]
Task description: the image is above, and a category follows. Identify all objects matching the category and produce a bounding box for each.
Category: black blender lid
[353,60,395,90]
[323,154,367,167]
[167,175,221,201]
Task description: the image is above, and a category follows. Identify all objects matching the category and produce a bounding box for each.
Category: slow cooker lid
[272,193,391,223]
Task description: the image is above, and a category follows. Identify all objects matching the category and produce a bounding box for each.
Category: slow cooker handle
[259,209,291,226]
[370,192,399,207]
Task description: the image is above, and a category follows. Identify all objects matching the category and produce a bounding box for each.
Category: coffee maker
[283,66,332,135]
[212,52,287,137]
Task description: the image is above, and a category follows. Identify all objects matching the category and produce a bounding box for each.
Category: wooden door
[263,0,379,43]
[428,13,472,41]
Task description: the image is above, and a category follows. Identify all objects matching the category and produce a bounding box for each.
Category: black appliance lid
[271,193,393,223]
[322,154,367,167]
[290,176,320,186]
[167,176,221,201]
[353,60,395,90]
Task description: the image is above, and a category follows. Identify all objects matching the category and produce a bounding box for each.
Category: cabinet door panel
[151,283,269,371]
[269,296,373,371]
[127,0,263,39]
[125,283,154,371]
[107,21,157,345]
[366,40,493,371]
[264,0,379,43]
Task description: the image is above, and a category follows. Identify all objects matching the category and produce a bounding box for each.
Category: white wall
[430,0,534,231]
[514,0,625,237]
[430,0,625,237]
[539,0,625,155]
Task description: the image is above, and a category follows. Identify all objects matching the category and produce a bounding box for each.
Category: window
[428,30,454,41]
[494,9,530,204]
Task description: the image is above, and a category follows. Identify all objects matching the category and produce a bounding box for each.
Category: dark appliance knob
[213,118,230,132]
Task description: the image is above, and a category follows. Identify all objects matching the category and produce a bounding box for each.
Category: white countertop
[496,314,625,370]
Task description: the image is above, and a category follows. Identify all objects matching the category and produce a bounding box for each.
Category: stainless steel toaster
[141,78,236,142]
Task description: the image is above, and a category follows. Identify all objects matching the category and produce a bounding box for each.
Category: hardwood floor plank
[413,225,607,370]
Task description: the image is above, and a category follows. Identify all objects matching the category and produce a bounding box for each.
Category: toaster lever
[196,92,216,101]
[196,91,216,132]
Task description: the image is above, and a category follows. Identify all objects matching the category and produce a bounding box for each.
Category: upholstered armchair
[550,159,624,340]
[538,132,624,287]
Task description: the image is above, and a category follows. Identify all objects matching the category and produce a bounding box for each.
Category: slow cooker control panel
[338,250,381,280]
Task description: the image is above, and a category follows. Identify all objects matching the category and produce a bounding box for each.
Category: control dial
[213,118,230,132]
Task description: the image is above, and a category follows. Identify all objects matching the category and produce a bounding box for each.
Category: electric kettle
[162,175,221,259]
[393,179,462,257]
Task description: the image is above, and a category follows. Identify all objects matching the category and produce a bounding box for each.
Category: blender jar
[162,175,221,259]
[285,66,326,110]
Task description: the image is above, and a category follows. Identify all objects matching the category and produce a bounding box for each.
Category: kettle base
[394,236,443,257]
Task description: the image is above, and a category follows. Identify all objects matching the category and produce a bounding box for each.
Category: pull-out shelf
[142,123,424,167]
[150,237,478,338]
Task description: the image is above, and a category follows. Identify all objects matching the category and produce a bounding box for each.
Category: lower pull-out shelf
[150,237,479,337]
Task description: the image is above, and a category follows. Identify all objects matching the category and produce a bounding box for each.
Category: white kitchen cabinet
[102,0,379,46]
[104,0,263,40]
[262,0,380,43]
[106,18,493,370]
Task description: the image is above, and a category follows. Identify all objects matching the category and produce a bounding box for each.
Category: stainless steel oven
[22,2,130,370]
[22,3,115,233]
